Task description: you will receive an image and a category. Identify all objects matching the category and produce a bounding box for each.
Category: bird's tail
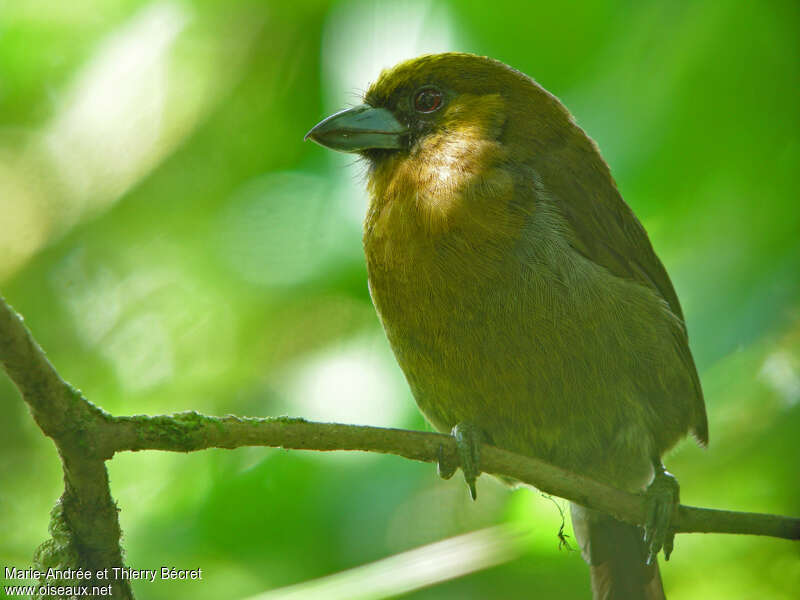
[570,503,665,600]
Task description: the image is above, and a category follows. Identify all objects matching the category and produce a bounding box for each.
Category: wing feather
[538,141,708,444]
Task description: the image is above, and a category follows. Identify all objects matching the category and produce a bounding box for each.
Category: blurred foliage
[1,0,798,599]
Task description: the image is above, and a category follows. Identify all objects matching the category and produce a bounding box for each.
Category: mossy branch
[0,296,133,600]
[108,412,798,540]
[1,294,798,600]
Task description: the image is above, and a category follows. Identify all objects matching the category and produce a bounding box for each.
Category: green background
[1,1,798,598]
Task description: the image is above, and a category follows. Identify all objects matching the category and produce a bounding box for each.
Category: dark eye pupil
[415,89,442,113]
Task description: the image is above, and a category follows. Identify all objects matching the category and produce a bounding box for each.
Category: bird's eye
[414,88,443,113]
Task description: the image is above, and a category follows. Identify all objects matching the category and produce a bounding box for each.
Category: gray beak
[305,104,407,153]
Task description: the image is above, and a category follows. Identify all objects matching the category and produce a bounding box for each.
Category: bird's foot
[436,444,457,480]
[643,463,680,564]
[436,422,484,500]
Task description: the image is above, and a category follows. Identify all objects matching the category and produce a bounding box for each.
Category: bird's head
[306,53,598,238]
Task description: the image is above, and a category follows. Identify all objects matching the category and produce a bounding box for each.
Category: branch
[106,412,800,540]
[0,296,132,600]
[1,291,798,600]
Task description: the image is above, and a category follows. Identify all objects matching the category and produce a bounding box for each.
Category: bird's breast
[363,194,696,486]
[363,201,573,444]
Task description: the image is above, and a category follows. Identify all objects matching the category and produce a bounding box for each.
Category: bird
[305,52,708,600]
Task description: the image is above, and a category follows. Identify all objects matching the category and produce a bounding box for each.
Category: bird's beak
[304,104,407,153]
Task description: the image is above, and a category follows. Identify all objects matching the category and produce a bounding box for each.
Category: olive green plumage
[308,52,708,599]
[362,54,706,486]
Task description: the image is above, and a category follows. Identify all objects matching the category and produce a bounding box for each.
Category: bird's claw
[451,422,483,500]
[643,465,680,564]
[437,443,457,480]
[436,422,484,498]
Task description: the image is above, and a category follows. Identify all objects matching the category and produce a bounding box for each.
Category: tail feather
[570,503,665,600]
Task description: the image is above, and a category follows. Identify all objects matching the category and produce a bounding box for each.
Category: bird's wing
[538,149,708,444]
